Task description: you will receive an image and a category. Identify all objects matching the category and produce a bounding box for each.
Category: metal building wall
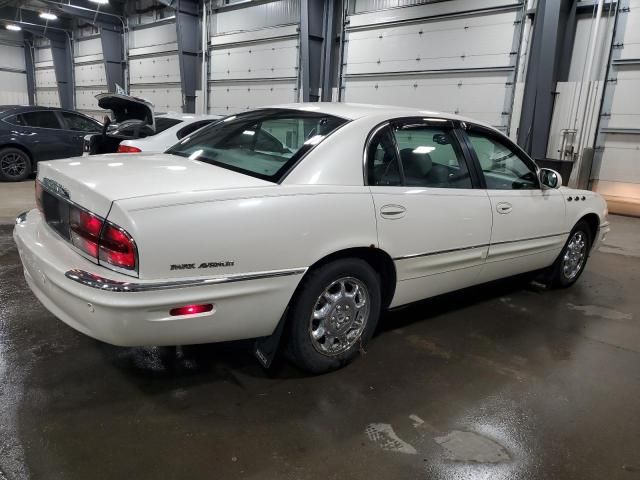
[34,40,61,108]
[340,0,526,134]
[129,19,184,113]
[74,33,109,119]
[591,0,640,215]
[0,31,29,105]
[208,0,301,114]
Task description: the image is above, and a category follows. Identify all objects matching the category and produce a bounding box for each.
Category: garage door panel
[210,38,298,81]
[129,86,183,113]
[599,135,640,184]
[208,80,297,115]
[36,89,60,108]
[129,55,181,85]
[0,71,29,104]
[35,68,57,89]
[345,11,517,74]
[619,0,640,60]
[607,68,640,129]
[75,89,105,111]
[343,72,510,128]
[74,63,107,88]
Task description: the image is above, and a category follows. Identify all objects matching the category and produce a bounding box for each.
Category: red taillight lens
[99,223,137,270]
[35,181,43,212]
[117,144,141,153]
[70,208,103,257]
[169,304,213,316]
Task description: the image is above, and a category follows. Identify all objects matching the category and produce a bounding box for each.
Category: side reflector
[169,304,213,316]
[117,144,142,153]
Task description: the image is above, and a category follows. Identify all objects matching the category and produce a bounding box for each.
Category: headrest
[400,148,432,177]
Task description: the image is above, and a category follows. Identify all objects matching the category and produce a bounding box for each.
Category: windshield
[166,109,347,182]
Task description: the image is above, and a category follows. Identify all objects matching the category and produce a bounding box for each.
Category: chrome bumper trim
[15,211,28,225]
[65,267,307,293]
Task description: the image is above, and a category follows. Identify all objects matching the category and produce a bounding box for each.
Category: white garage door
[592,0,640,213]
[34,42,60,108]
[0,37,29,105]
[342,0,525,132]
[208,0,300,115]
[74,35,108,120]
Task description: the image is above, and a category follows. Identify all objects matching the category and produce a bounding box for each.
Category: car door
[18,110,68,160]
[461,124,567,281]
[58,111,102,157]
[367,117,493,308]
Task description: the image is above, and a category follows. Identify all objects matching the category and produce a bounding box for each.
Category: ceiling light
[6,24,21,31]
[39,12,58,20]
[89,0,109,4]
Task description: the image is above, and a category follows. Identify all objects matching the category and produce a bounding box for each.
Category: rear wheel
[0,147,31,182]
[548,220,592,288]
[286,259,381,374]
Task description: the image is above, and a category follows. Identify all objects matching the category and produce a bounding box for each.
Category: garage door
[74,35,108,120]
[34,41,60,108]
[208,0,300,115]
[342,0,525,133]
[129,20,184,113]
[0,34,29,105]
[592,0,640,214]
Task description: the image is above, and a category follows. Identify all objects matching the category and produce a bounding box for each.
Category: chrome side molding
[65,267,307,293]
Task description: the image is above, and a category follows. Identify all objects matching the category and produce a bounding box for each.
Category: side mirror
[539,168,562,189]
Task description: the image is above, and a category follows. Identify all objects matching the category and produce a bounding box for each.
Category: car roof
[156,113,221,121]
[0,105,69,116]
[266,102,496,129]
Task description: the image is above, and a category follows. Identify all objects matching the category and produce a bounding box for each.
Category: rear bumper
[13,210,304,346]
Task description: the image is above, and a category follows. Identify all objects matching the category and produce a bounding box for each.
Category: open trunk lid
[96,93,156,136]
[37,153,273,217]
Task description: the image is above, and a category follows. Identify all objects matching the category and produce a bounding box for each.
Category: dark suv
[0,105,102,181]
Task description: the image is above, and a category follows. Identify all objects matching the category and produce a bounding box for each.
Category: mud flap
[253,310,287,368]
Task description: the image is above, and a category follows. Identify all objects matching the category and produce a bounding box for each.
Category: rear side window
[61,112,100,132]
[4,114,25,126]
[176,120,215,140]
[21,111,62,129]
[154,117,182,135]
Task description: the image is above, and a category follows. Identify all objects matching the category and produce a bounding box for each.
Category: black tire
[0,147,32,182]
[286,258,381,374]
[548,220,593,288]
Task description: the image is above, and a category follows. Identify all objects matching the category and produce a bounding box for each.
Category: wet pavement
[1,217,639,480]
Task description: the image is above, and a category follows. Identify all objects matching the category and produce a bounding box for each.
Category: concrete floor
[1,205,639,479]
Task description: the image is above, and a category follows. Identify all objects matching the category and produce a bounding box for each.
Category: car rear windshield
[154,117,183,134]
[165,109,347,182]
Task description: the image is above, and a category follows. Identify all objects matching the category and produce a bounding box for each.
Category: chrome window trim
[393,232,569,261]
[65,267,307,293]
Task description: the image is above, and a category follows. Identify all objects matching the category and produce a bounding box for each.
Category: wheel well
[303,247,397,309]
[578,213,599,248]
[0,143,34,166]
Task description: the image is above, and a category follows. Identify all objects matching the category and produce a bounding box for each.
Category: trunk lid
[37,153,274,217]
[96,93,156,136]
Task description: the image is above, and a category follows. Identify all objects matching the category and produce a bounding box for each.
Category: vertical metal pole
[201,0,208,113]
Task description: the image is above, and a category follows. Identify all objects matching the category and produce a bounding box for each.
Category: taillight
[99,224,137,270]
[70,209,102,257]
[117,144,141,153]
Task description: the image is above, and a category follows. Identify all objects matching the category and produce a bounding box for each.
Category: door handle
[380,204,407,219]
[496,202,512,214]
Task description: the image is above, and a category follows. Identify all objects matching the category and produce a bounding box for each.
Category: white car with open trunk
[14,103,610,373]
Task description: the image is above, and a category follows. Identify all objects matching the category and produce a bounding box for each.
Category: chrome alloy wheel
[562,231,587,281]
[0,152,27,178]
[309,276,370,356]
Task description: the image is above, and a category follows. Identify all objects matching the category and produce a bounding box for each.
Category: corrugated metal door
[341,0,525,133]
[34,41,60,108]
[208,0,300,115]
[74,35,108,120]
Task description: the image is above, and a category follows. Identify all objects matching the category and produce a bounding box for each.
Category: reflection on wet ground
[1,219,639,479]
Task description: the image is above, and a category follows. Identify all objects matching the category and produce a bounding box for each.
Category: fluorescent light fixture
[412,146,435,154]
[39,12,58,20]
[6,24,21,31]
[188,149,203,160]
[89,0,109,4]
[242,130,255,136]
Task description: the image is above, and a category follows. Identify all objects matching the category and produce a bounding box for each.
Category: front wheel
[0,147,31,182]
[548,221,592,288]
[286,258,381,374]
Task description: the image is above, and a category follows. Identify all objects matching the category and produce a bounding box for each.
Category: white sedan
[13,103,610,373]
[116,114,221,153]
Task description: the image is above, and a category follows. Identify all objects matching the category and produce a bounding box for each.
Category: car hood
[36,153,274,217]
